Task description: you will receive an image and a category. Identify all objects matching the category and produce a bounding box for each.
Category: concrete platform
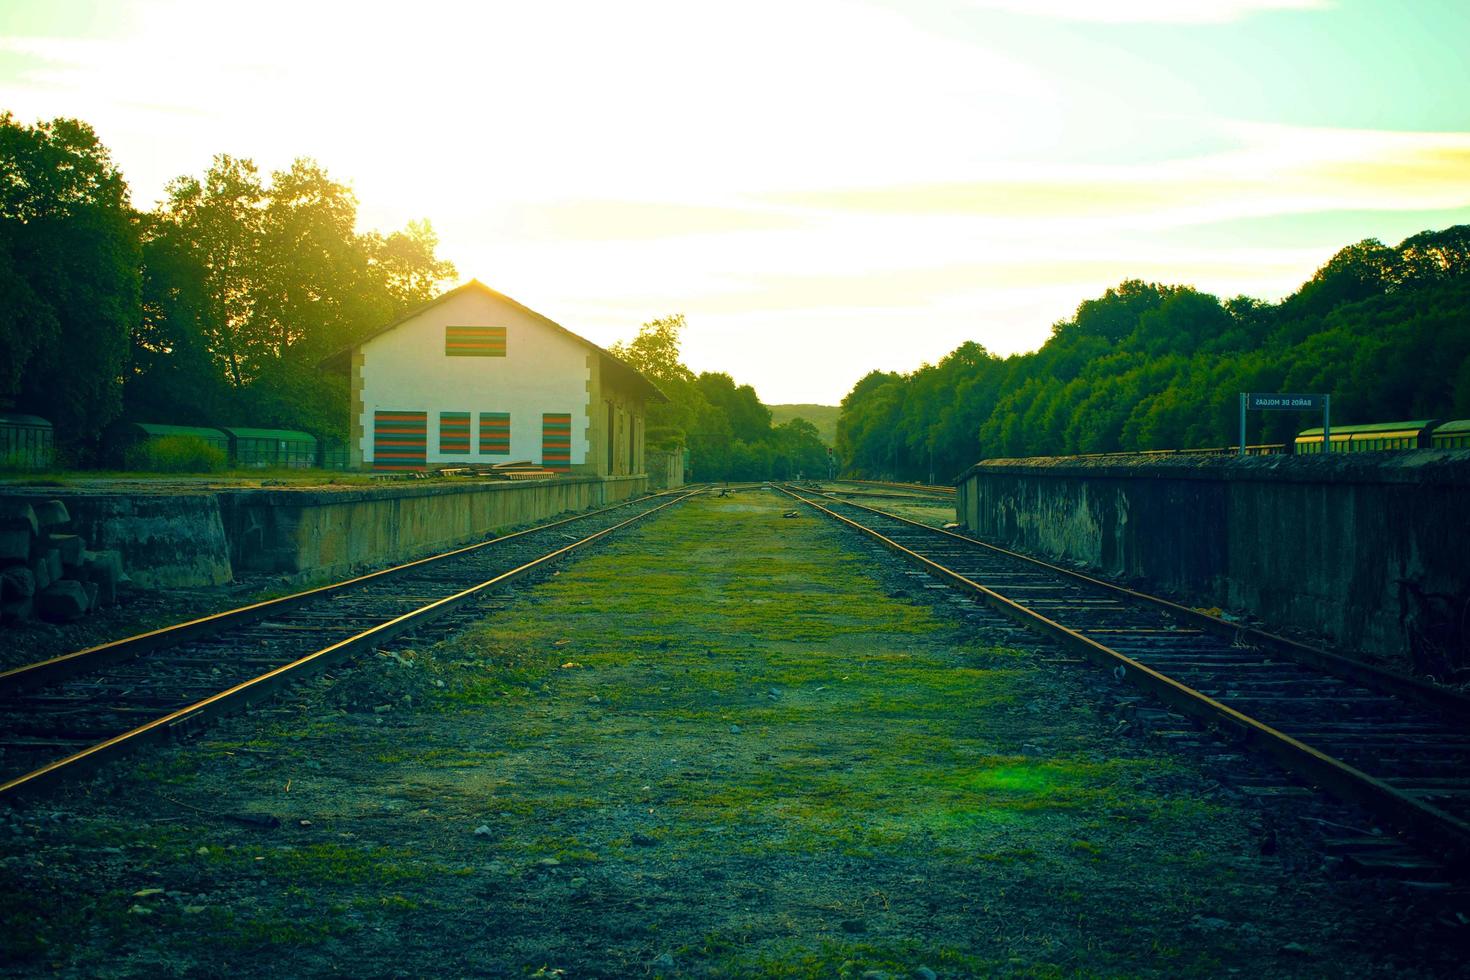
[955,450,1470,665]
[0,475,649,588]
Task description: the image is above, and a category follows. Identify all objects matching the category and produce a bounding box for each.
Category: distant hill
[768,403,840,445]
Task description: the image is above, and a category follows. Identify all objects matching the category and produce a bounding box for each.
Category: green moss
[351,894,420,912]
[223,914,359,949]
[687,935,991,978]
[199,842,427,885]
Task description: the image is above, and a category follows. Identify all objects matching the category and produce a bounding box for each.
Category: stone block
[81,549,124,585]
[36,580,88,622]
[33,499,69,529]
[0,527,31,564]
[1,565,36,599]
[0,499,39,536]
[1,596,33,623]
[81,549,113,578]
[43,548,62,583]
[31,554,52,591]
[48,533,85,567]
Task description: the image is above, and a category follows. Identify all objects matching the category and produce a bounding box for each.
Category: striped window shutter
[479,412,510,455]
[445,326,506,356]
[373,411,427,471]
[439,412,471,454]
[542,413,572,471]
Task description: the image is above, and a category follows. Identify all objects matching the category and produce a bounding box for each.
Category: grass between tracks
[0,493,1434,976]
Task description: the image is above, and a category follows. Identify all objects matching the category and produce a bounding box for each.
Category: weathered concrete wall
[219,475,648,581]
[0,489,232,588]
[956,452,1470,663]
[1,475,648,589]
[646,449,685,491]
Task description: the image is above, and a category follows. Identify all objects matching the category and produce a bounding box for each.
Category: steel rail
[778,485,1470,872]
[0,488,701,800]
[835,479,956,496]
[810,487,1470,721]
[0,488,689,697]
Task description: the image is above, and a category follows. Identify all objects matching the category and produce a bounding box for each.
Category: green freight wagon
[1294,420,1439,454]
[1430,419,1470,450]
[0,413,54,470]
[217,427,318,469]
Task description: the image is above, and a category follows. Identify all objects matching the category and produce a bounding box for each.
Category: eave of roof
[215,427,318,442]
[319,279,666,403]
[123,423,230,440]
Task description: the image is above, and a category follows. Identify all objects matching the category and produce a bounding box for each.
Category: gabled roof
[0,413,51,428]
[115,423,230,443]
[320,279,665,402]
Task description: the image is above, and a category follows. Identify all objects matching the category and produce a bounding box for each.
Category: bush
[125,435,227,473]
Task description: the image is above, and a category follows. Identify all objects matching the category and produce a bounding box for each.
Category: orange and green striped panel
[372,410,426,472]
[479,412,510,455]
[445,325,506,357]
[542,413,572,471]
[439,412,470,454]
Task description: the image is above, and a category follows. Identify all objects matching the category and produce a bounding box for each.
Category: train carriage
[217,427,318,469]
[0,413,54,470]
[1430,419,1470,450]
[1294,420,1440,454]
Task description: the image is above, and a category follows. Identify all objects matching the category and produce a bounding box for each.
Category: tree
[154,155,265,389]
[141,154,456,440]
[609,313,704,447]
[835,224,1470,478]
[695,372,770,444]
[126,213,232,423]
[770,418,828,479]
[1279,238,1398,326]
[609,314,824,480]
[0,113,140,445]
[366,220,457,308]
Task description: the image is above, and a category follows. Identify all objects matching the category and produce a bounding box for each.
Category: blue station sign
[1239,391,1331,455]
[1245,392,1327,411]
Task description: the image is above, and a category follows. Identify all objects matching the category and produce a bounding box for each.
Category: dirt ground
[2,492,1465,977]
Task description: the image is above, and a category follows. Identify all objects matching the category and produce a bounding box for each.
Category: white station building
[324,280,662,475]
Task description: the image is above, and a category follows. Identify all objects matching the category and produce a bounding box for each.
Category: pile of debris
[435,461,560,480]
[484,460,560,480]
[0,499,128,625]
[370,461,561,481]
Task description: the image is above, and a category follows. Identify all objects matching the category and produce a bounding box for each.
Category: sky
[2,0,1468,404]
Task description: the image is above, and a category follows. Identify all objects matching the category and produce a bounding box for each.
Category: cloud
[553,244,1321,324]
[763,125,1470,228]
[967,0,1331,24]
[510,200,809,241]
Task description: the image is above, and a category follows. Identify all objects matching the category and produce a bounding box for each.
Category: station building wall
[352,289,594,472]
[585,352,648,479]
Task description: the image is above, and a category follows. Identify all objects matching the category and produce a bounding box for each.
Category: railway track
[780,484,1470,877]
[831,479,956,499]
[0,489,700,800]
